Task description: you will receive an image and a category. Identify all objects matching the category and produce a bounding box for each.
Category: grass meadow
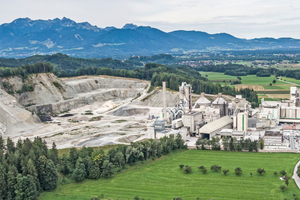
[40,150,300,200]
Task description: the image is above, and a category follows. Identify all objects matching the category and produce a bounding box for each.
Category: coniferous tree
[0,136,4,151]
[37,156,58,191]
[15,174,38,200]
[26,159,41,192]
[0,163,7,200]
[6,165,18,200]
[16,139,23,151]
[72,157,86,182]
[88,163,101,179]
[48,142,59,164]
[59,154,70,175]
[6,137,15,154]
[69,148,79,169]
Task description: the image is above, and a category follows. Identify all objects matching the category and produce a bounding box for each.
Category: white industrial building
[199,116,233,139]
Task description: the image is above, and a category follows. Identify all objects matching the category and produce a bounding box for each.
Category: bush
[210,165,222,172]
[280,170,287,176]
[222,169,229,175]
[257,168,266,175]
[53,81,64,91]
[179,164,184,169]
[274,171,278,176]
[183,165,192,173]
[199,166,207,174]
[235,167,242,176]
[280,185,287,191]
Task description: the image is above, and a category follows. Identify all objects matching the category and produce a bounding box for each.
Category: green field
[239,75,285,85]
[279,77,300,85]
[200,71,286,85]
[200,71,239,80]
[40,150,300,200]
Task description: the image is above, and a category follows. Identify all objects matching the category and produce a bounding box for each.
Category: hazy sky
[1,0,300,39]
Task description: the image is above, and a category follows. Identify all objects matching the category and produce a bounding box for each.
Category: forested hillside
[0,53,143,74]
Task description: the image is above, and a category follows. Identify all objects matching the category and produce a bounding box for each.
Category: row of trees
[195,137,263,152]
[62,134,186,182]
[181,164,288,177]
[195,64,277,77]
[0,62,53,78]
[0,134,186,199]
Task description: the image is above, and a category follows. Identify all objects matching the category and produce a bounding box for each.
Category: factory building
[199,116,233,139]
[194,93,211,108]
[212,93,228,117]
[182,112,203,134]
[233,112,248,132]
[263,131,283,145]
[231,95,250,111]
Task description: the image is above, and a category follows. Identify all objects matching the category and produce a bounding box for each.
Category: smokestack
[163,82,167,120]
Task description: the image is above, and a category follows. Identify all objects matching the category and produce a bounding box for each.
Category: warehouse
[200,115,233,139]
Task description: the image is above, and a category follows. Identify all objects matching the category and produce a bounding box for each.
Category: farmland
[199,71,298,100]
[40,150,300,200]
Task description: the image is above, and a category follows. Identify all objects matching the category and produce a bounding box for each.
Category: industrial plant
[148,82,300,152]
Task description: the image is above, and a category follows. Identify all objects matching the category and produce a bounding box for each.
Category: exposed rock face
[138,89,179,107]
[0,88,40,137]
[1,74,148,115]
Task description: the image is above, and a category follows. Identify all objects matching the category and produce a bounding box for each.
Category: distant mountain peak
[122,23,138,30]
[12,17,32,24]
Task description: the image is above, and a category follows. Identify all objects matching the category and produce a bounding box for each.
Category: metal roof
[212,93,227,105]
[200,116,232,134]
[194,93,211,105]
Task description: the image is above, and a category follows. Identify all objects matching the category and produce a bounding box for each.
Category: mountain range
[1,17,300,58]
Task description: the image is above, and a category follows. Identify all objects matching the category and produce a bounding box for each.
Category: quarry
[1,73,300,152]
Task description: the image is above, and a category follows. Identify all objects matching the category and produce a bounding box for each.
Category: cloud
[0,0,300,39]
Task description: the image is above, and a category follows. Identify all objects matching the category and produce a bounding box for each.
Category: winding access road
[292,160,300,189]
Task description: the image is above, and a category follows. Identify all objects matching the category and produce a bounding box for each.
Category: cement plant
[1,74,299,153]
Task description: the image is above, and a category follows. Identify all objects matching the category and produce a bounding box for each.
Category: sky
[0,0,300,39]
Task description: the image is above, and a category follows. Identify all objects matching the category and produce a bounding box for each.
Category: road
[290,135,295,150]
[292,161,300,189]
[277,78,300,86]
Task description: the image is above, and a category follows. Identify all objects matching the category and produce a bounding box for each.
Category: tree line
[195,137,264,152]
[195,64,277,77]
[0,134,186,199]
[0,62,53,78]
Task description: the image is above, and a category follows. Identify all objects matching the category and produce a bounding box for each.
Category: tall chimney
[163,81,167,120]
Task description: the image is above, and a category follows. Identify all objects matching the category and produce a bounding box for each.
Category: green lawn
[40,150,300,200]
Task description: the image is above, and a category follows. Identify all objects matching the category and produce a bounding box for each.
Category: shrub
[235,167,242,176]
[274,171,278,176]
[280,170,287,176]
[280,185,286,191]
[210,165,222,172]
[183,165,192,173]
[257,168,266,175]
[179,164,184,169]
[222,169,229,175]
[53,81,64,91]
